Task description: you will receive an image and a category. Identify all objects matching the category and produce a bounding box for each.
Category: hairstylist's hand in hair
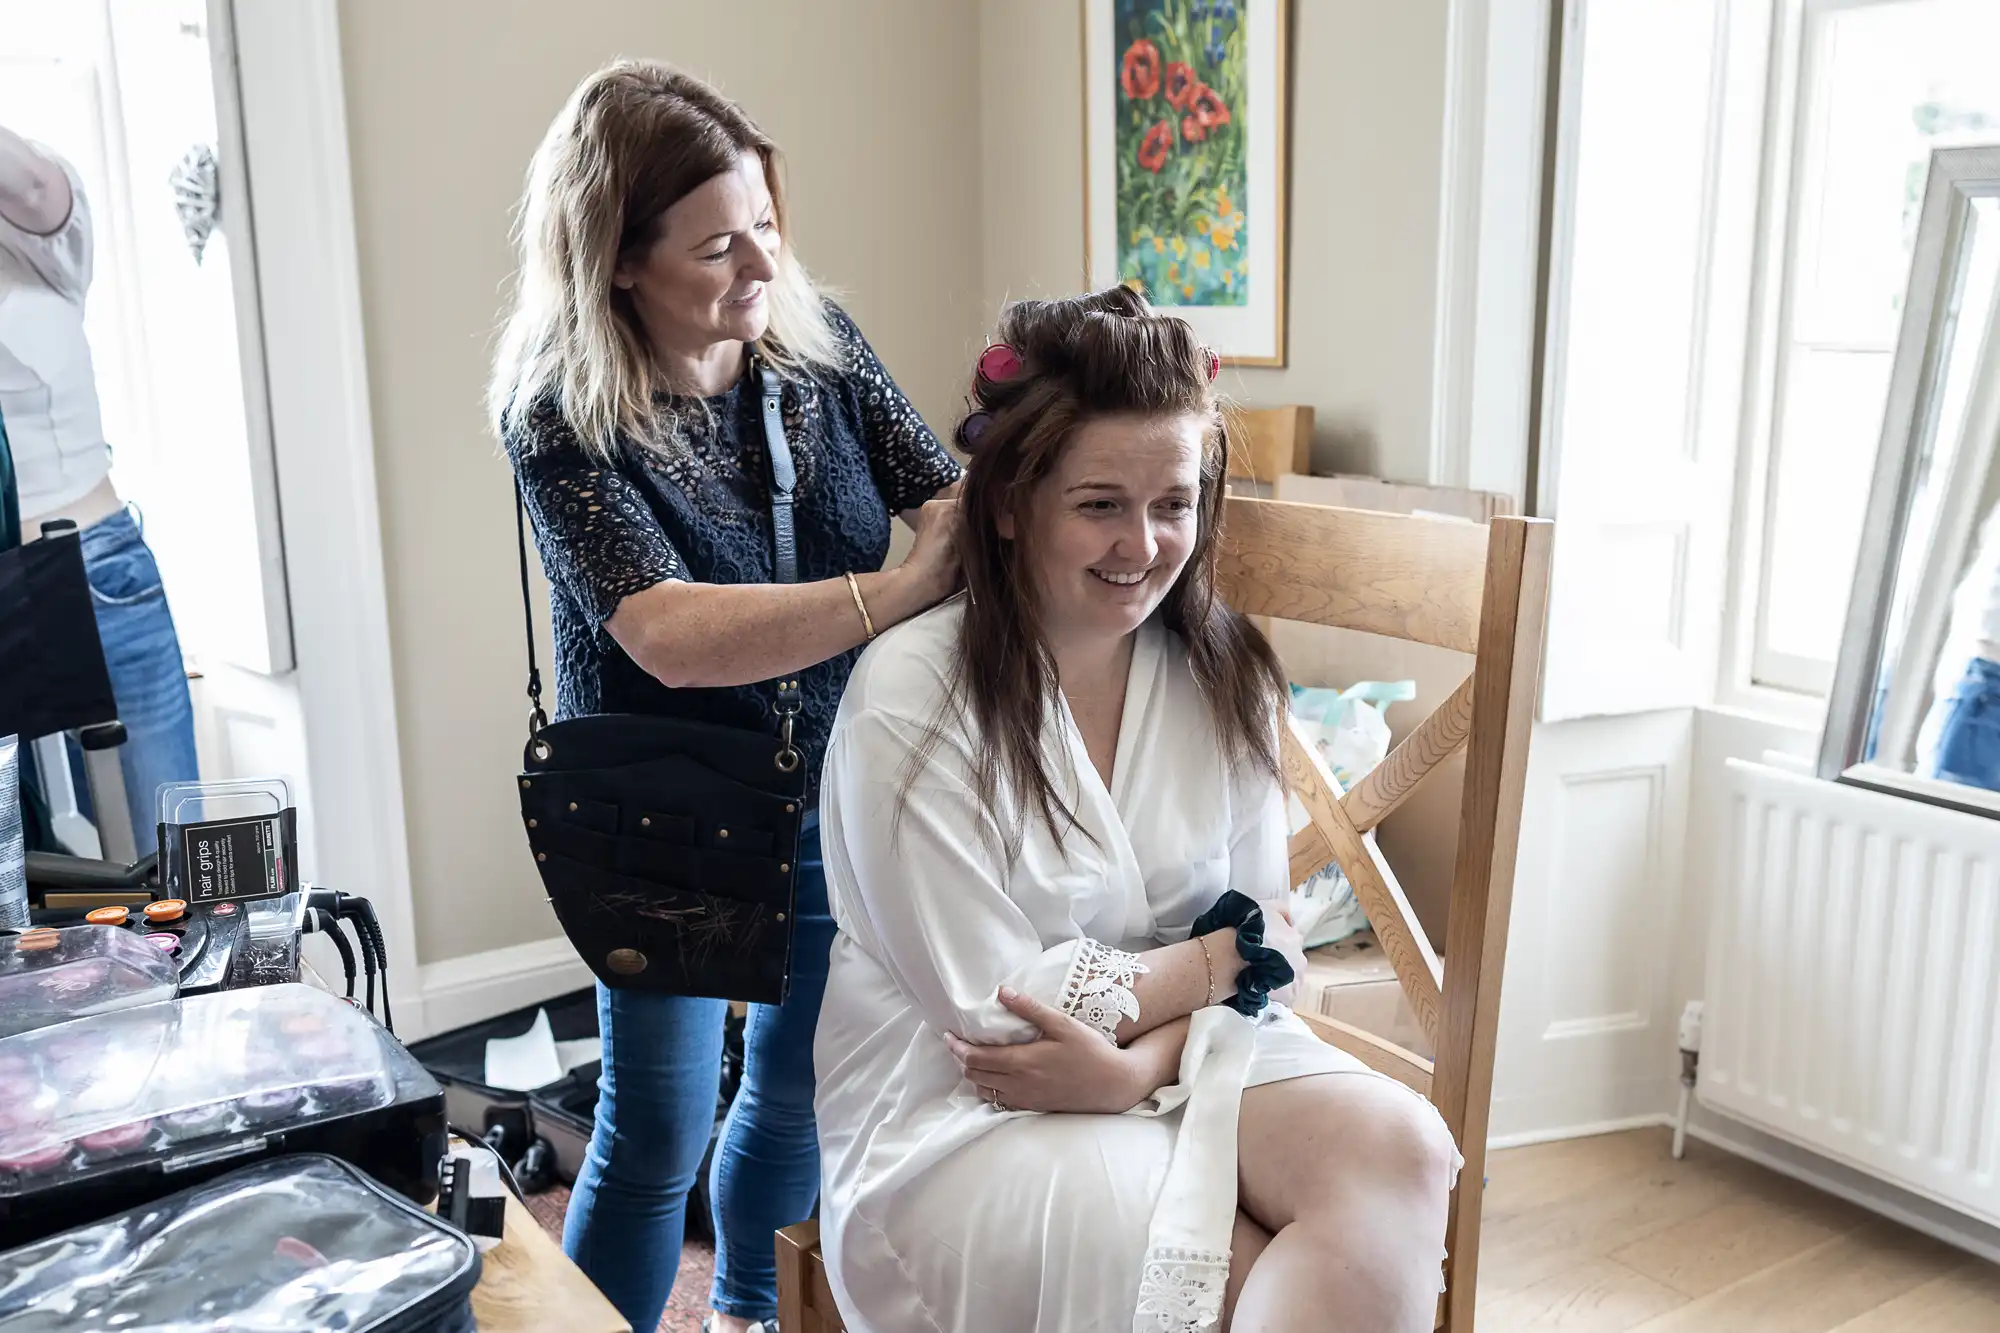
[896,494,962,604]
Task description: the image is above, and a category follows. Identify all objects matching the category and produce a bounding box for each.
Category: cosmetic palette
[0,983,445,1248]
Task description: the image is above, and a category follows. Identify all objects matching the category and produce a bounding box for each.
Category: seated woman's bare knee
[1236,1074,1457,1232]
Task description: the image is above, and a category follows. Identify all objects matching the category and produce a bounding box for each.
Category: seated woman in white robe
[813,286,1460,1333]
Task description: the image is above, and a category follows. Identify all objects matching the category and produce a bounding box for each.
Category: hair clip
[1203,348,1221,382]
[976,342,1024,385]
[959,410,994,449]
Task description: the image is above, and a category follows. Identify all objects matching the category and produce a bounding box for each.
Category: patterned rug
[523,1183,716,1333]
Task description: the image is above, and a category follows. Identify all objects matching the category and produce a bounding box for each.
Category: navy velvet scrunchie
[1190,889,1296,1017]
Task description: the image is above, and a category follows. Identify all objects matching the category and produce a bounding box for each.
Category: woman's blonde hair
[488,59,841,458]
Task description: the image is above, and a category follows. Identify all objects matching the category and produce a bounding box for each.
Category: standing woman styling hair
[489,60,961,1333]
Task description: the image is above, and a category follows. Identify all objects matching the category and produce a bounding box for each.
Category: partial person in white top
[0,127,116,531]
[813,287,1460,1333]
[0,123,198,856]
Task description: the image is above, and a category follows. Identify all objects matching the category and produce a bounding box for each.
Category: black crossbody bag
[515,364,805,1003]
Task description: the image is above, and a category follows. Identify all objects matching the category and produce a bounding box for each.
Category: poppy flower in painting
[1181,114,1208,143]
[1138,121,1174,173]
[1121,40,1162,100]
[1164,62,1198,111]
[1190,84,1231,133]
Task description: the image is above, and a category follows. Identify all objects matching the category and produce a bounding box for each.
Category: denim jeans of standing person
[563,819,833,1329]
[66,509,199,856]
[1927,655,2000,792]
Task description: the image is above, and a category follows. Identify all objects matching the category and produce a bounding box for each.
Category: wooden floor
[1475,1129,2000,1332]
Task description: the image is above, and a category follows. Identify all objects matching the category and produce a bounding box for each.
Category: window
[1744,0,2000,696]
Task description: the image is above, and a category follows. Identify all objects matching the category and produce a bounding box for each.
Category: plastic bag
[0,736,24,931]
[1285,681,1416,947]
[0,1154,480,1332]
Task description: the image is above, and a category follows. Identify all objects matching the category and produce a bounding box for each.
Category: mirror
[1823,144,2000,812]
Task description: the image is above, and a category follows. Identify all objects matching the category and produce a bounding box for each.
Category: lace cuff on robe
[1059,940,1147,1043]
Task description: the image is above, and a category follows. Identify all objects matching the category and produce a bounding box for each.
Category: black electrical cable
[356,907,393,1034]
[354,915,378,1018]
[303,888,394,1033]
[309,908,357,1000]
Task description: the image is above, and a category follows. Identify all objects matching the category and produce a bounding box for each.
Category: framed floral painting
[1084,0,1290,365]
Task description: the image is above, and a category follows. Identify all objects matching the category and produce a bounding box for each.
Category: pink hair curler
[975,343,1023,385]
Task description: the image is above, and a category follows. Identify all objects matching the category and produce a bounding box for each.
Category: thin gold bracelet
[1199,932,1218,1007]
[844,571,877,640]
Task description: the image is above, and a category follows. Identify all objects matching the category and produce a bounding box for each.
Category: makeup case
[0,1153,481,1332]
[0,982,445,1247]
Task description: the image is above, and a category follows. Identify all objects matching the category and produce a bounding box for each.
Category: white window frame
[1719,0,1977,716]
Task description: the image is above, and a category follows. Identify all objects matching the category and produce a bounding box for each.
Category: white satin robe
[813,601,1432,1333]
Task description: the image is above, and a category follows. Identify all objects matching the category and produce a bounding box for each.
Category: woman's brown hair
[926,285,1289,858]
[488,59,840,459]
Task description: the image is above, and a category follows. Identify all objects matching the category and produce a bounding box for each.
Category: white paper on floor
[484,1010,605,1090]
[555,1036,602,1073]
[484,1009,563,1091]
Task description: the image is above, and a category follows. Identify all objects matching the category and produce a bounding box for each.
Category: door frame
[224,0,424,1031]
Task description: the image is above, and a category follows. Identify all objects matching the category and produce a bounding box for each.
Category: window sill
[1699,685,1827,744]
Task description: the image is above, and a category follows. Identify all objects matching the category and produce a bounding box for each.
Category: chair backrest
[1264,473,1520,940]
[1217,494,1552,1332]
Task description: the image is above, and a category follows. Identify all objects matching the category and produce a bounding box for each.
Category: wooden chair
[775,1220,843,1333]
[1222,496,1551,1330]
[778,497,1553,1333]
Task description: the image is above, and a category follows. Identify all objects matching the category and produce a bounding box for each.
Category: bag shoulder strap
[515,354,802,736]
[515,484,548,735]
[757,363,798,585]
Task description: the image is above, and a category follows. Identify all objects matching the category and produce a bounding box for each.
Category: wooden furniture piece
[777,1219,845,1333]
[1225,403,1314,484]
[778,497,1553,1333]
[468,1190,630,1333]
[1222,496,1551,1331]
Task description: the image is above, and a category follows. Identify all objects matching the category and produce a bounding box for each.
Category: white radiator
[1699,760,2000,1228]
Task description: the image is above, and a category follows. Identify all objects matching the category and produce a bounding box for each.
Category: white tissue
[483,1009,563,1091]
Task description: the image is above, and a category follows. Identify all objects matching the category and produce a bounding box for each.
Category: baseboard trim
[1486,1113,1672,1153]
[413,935,594,1040]
[1682,1120,2000,1267]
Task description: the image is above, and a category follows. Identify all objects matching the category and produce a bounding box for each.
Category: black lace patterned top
[507,303,961,801]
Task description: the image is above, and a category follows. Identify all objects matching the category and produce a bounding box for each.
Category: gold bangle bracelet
[845,571,877,640]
